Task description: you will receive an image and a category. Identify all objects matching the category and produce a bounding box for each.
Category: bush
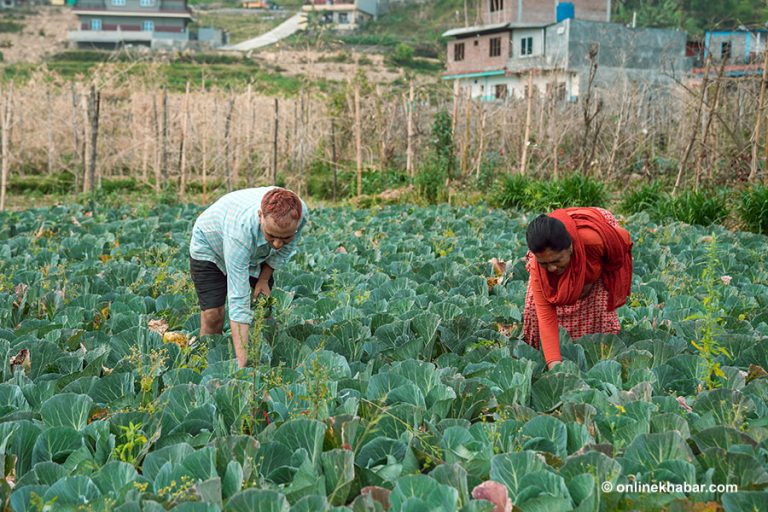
[492,174,535,210]
[662,189,729,226]
[738,185,768,235]
[101,177,151,194]
[619,181,664,216]
[548,172,608,209]
[391,43,414,66]
[9,172,75,194]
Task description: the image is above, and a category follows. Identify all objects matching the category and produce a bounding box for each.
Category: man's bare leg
[200,307,225,336]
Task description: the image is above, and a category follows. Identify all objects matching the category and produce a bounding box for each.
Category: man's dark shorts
[189,257,274,311]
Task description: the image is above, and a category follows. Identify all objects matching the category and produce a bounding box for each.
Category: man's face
[534,245,573,275]
[259,210,298,250]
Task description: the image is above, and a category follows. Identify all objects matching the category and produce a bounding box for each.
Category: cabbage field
[1,203,768,511]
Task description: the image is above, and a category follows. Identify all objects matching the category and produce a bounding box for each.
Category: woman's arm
[530,272,562,368]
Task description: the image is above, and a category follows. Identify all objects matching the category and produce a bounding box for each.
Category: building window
[140,0,155,6]
[91,18,101,31]
[338,12,349,24]
[143,20,154,31]
[495,84,508,100]
[490,0,503,12]
[721,41,731,61]
[521,36,533,56]
[111,0,125,5]
[490,37,502,57]
[454,42,465,61]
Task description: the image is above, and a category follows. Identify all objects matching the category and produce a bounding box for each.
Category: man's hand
[547,360,562,371]
[252,279,271,301]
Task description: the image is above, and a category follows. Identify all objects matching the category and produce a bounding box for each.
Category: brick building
[442,0,689,101]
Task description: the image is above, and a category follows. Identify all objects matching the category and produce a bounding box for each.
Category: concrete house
[68,0,194,49]
[442,0,689,101]
[691,28,768,78]
[301,0,384,30]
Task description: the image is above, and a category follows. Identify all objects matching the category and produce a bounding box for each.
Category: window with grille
[490,37,502,57]
[490,0,503,13]
[521,36,533,56]
[454,42,465,61]
[495,84,508,99]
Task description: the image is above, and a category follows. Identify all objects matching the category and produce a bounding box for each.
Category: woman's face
[534,245,573,275]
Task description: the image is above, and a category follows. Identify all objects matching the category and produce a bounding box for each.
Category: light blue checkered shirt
[189,187,308,324]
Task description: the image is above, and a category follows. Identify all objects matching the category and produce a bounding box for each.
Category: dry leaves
[9,348,31,374]
[148,318,170,336]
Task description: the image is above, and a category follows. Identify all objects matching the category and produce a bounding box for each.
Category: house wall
[509,27,545,58]
[705,32,767,64]
[482,0,610,25]
[564,18,689,85]
[75,0,189,11]
[453,68,578,101]
[79,15,188,33]
[446,31,512,74]
[356,0,379,17]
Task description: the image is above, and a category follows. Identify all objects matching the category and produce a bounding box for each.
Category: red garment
[523,207,632,364]
[523,276,620,359]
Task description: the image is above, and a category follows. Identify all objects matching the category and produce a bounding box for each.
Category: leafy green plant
[738,184,768,235]
[687,236,732,391]
[662,188,729,226]
[114,422,149,464]
[492,174,536,210]
[618,181,664,216]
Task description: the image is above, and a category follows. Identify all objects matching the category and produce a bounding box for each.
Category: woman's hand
[547,360,562,371]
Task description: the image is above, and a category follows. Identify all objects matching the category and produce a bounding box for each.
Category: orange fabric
[528,207,632,364]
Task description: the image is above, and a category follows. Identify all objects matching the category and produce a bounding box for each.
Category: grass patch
[2,51,331,94]
[0,20,24,33]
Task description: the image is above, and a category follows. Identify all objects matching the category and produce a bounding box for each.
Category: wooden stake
[46,89,54,175]
[406,80,415,177]
[152,93,161,192]
[161,87,168,185]
[179,82,191,199]
[0,86,12,211]
[355,83,363,197]
[331,116,337,201]
[475,102,486,179]
[461,87,471,175]
[520,71,534,175]
[70,83,83,193]
[272,98,279,185]
[224,96,235,193]
[451,79,460,142]
[86,84,100,194]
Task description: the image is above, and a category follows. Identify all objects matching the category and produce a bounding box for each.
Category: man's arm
[223,235,254,368]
